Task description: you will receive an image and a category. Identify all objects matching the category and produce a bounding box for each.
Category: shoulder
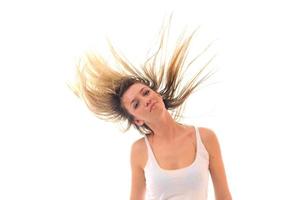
[198,127,221,157]
[130,136,148,169]
[131,137,146,157]
[198,127,217,141]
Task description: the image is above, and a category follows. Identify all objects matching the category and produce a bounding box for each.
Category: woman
[69,17,232,200]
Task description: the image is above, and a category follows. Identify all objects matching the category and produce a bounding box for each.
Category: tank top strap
[194,126,201,152]
[194,125,209,158]
[144,134,157,162]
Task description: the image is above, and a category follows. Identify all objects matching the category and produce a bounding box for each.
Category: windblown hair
[68,17,217,135]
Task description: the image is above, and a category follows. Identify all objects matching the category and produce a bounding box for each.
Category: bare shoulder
[198,127,232,199]
[198,127,220,157]
[130,137,148,169]
[130,137,147,199]
[198,127,217,141]
[131,137,146,150]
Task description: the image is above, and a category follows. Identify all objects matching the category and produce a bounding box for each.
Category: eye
[144,90,150,96]
[133,101,139,109]
[132,89,149,109]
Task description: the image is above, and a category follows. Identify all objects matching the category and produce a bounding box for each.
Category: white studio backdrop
[0,0,302,199]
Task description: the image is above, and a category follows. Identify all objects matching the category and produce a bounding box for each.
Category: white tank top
[143,126,209,200]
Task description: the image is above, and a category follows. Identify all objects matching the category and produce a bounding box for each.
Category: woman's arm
[130,139,146,200]
[201,128,232,200]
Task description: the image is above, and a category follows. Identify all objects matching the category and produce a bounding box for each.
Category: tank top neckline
[144,125,201,173]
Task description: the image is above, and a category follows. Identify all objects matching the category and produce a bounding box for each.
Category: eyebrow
[130,87,146,107]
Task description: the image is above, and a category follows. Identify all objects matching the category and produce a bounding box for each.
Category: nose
[145,98,152,107]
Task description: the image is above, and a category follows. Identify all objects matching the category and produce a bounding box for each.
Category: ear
[133,118,145,126]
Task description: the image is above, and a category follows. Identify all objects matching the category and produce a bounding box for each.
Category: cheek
[122,103,135,117]
[133,107,148,118]
[125,106,140,117]
[133,109,143,116]
[127,107,136,117]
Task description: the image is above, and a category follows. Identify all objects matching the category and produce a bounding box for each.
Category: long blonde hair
[68,16,217,135]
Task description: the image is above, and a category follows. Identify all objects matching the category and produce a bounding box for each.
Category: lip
[149,102,157,112]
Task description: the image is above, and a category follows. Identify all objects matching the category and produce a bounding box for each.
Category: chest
[150,135,197,170]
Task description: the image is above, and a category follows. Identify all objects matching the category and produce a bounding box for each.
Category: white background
[1,0,302,199]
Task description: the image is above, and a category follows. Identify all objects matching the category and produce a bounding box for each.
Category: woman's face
[121,82,165,126]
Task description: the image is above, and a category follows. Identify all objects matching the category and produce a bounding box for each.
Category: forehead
[122,83,148,105]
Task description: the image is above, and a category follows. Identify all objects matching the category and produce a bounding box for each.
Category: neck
[145,110,185,142]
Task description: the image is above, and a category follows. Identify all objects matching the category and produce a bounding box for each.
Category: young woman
[69,17,232,200]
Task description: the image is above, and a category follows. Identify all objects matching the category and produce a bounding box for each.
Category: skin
[122,83,232,200]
